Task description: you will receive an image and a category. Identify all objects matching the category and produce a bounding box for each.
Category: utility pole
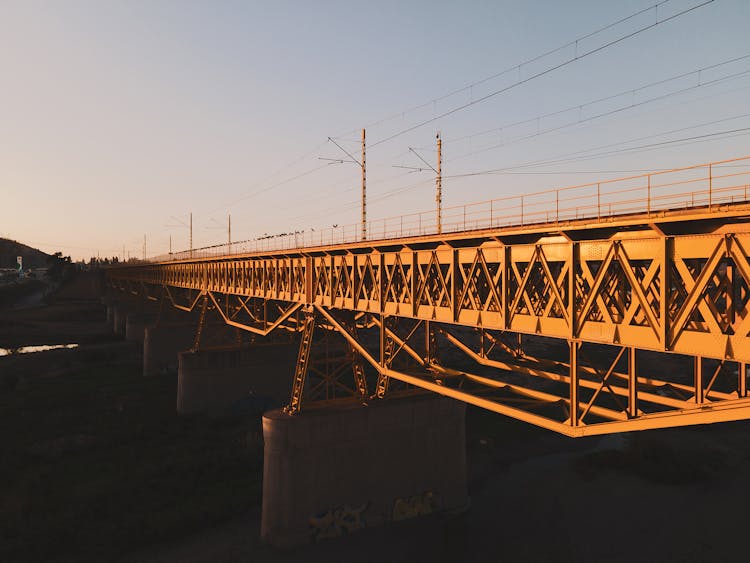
[361,128,367,241]
[399,133,443,233]
[321,131,367,241]
[143,235,146,260]
[436,132,442,234]
[166,213,192,256]
[228,213,232,254]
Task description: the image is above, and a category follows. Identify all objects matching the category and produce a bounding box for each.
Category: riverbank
[0,279,48,310]
[0,348,265,563]
[0,272,108,349]
[0,275,267,563]
[2,273,750,562]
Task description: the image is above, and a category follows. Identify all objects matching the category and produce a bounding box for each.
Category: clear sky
[1,0,749,260]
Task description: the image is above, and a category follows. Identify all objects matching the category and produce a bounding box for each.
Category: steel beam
[106,193,750,436]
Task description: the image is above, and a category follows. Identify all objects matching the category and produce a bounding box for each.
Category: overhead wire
[425,53,750,148]
[284,169,417,209]
[200,123,750,249]
[203,138,330,216]
[330,121,750,213]
[230,162,417,226]
[336,0,678,139]
[248,112,750,233]
[446,68,750,163]
[444,124,750,179]
[268,176,436,226]
[369,0,715,149]
[174,0,716,247]
[164,0,732,251]
[390,66,750,175]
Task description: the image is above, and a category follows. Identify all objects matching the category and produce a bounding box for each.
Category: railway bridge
[105,156,750,544]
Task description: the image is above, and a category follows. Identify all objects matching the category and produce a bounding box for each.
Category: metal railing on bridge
[155,155,750,261]
[109,154,750,436]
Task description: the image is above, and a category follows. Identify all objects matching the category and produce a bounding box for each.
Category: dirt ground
[3,272,750,562]
[0,272,110,349]
[115,415,750,563]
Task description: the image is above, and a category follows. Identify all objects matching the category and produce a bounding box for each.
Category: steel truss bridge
[108,156,750,436]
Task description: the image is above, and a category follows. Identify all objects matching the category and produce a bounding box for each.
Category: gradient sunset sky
[2,0,749,260]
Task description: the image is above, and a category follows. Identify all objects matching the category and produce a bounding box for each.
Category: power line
[203,138,330,216]
[228,165,417,230]
[369,0,715,149]
[228,129,750,245]
[163,1,717,249]
[446,166,750,176]
[331,124,750,211]
[432,53,750,148]
[182,111,750,249]
[154,0,726,251]
[223,161,335,207]
[338,1,677,139]
[269,177,435,226]
[511,114,750,170]
[285,169,416,209]
[261,117,750,227]
[445,124,750,179]
[446,68,750,164]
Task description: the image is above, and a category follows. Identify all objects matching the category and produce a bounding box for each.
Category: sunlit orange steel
[108,156,750,436]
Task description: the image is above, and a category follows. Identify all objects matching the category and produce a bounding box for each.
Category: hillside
[0,238,51,270]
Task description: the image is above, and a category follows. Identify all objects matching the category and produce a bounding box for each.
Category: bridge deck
[108,157,750,436]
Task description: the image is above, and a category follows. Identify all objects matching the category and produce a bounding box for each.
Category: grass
[0,359,264,563]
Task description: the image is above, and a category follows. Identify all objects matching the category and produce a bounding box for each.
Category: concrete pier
[102,296,118,329]
[260,395,468,547]
[101,295,123,330]
[113,305,129,336]
[143,322,197,376]
[125,312,158,344]
[105,297,156,337]
[176,343,297,414]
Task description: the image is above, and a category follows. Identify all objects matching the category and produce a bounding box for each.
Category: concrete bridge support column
[101,296,119,327]
[260,395,468,547]
[113,304,129,336]
[106,297,159,338]
[106,305,115,326]
[143,322,197,377]
[125,312,158,344]
[176,343,297,414]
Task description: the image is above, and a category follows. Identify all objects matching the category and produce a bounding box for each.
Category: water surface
[0,344,79,356]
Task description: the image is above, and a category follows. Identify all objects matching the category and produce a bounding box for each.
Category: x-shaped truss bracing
[106,217,750,436]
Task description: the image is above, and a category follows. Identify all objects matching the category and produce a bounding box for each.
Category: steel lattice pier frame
[107,204,750,436]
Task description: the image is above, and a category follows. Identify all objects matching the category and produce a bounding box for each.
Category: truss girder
[103,223,750,436]
[310,304,750,437]
[111,232,750,363]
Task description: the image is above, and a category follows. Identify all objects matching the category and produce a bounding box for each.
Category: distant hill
[0,238,51,269]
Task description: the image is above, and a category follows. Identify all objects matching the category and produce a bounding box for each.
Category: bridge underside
[108,203,750,437]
